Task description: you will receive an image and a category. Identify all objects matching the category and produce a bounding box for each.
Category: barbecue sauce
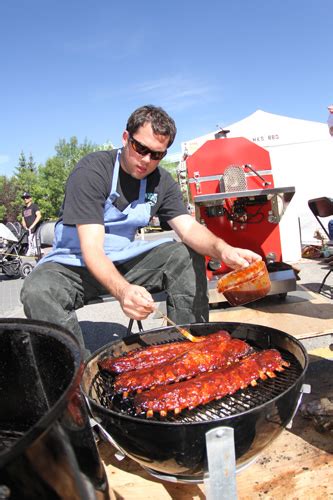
[217,260,271,306]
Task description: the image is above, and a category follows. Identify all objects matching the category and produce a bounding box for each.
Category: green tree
[54,136,113,172]
[27,153,36,172]
[160,160,179,181]
[3,137,114,223]
[18,151,27,169]
[37,136,114,219]
[0,175,20,222]
[37,156,72,219]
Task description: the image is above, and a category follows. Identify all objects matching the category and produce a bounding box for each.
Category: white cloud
[134,76,219,112]
[92,74,219,111]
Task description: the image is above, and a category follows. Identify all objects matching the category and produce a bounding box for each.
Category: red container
[217,260,271,306]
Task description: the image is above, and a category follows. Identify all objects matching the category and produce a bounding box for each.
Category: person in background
[21,192,42,256]
[21,105,261,357]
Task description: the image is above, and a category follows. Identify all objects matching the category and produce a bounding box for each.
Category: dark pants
[20,242,209,356]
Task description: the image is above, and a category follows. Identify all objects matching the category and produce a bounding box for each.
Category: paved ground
[0,265,167,354]
[1,243,332,354]
[0,232,170,352]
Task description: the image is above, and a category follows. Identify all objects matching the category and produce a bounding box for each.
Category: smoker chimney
[214,129,230,139]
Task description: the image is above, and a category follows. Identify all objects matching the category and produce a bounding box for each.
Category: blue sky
[1,0,332,176]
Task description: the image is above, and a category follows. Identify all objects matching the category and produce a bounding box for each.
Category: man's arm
[29,210,42,232]
[169,214,261,268]
[77,224,155,320]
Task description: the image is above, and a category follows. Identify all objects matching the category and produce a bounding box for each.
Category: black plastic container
[0,319,109,499]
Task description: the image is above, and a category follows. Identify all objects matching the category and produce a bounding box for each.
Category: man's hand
[119,284,156,320]
[78,224,157,321]
[221,244,262,270]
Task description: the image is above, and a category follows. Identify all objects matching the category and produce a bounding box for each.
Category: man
[21,192,42,256]
[21,105,260,356]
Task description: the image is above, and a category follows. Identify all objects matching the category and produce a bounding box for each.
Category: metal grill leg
[318,270,332,293]
[204,426,238,500]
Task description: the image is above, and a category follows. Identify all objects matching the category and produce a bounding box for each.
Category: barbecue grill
[0,319,109,500]
[185,137,297,301]
[81,322,308,484]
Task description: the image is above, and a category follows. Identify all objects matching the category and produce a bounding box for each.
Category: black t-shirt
[60,149,187,229]
[22,203,40,230]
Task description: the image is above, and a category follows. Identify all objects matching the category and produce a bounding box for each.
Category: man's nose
[141,153,152,162]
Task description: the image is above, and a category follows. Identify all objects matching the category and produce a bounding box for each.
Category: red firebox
[186,136,296,296]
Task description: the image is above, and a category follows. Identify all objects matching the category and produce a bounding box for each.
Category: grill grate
[90,348,303,424]
[223,165,247,192]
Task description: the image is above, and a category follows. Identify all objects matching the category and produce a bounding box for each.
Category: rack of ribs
[134,349,290,417]
[114,337,252,395]
[98,330,231,374]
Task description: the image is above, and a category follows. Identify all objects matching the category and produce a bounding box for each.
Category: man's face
[121,122,169,179]
[23,197,32,205]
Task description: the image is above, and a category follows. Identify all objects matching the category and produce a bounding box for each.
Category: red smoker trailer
[185,136,297,301]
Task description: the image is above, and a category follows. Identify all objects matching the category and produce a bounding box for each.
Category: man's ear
[122,130,129,147]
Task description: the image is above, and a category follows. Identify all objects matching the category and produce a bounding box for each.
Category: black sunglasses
[129,135,167,161]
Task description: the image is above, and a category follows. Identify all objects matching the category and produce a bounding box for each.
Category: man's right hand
[119,284,155,320]
[77,224,156,320]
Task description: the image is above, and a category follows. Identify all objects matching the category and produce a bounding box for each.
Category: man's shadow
[288,352,333,453]
[80,320,136,353]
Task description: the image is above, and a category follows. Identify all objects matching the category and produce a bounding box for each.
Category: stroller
[0,222,34,278]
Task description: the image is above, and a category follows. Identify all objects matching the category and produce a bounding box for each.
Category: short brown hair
[126,105,177,147]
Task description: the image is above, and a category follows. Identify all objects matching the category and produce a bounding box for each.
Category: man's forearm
[30,212,42,230]
[178,218,228,259]
[77,223,130,299]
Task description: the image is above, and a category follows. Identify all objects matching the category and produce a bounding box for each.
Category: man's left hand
[221,244,262,269]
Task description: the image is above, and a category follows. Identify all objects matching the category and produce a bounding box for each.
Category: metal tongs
[157,310,202,342]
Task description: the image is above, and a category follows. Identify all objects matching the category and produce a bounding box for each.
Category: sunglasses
[129,135,167,161]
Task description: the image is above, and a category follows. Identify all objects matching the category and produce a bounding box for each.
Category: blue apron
[39,150,173,267]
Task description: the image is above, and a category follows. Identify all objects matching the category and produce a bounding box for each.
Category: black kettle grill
[82,321,308,483]
[0,319,110,500]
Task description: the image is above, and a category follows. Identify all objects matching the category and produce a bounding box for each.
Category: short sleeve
[62,151,115,225]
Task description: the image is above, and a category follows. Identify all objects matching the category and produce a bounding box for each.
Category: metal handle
[83,394,126,461]
[204,426,238,500]
[157,310,201,342]
[244,164,271,186]
[89,417,126,461]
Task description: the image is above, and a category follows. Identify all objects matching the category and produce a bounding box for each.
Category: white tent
[182,110,333,263]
